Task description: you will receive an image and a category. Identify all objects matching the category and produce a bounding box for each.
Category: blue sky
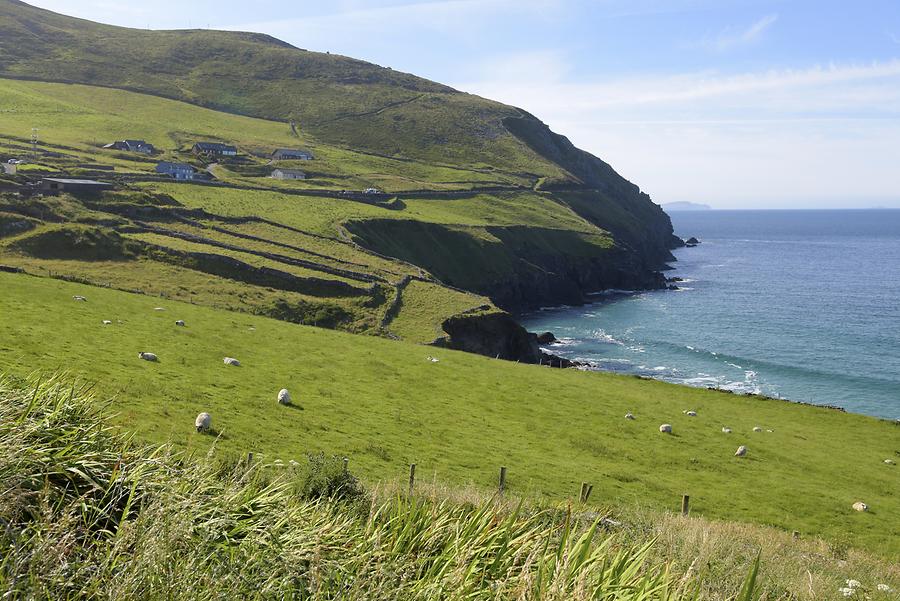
[27,0,900,208]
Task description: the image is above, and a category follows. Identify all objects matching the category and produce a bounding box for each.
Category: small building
[156,161,196,180]
[192,142,238,157]
[39,178,113,195]
[103,140,155,154]
[272,148,313,161]
[271,168,306,180]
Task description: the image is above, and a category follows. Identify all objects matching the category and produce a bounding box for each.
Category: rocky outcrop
[535,332,557,345]
[435,311,541,362]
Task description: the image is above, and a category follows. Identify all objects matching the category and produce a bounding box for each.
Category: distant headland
[662,201,712,211]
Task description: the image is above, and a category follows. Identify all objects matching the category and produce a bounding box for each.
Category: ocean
[520,209,900,419]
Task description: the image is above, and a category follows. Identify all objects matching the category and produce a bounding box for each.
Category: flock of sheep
[76,295,292,436]
[640,408,762,458]
[77,294,886,513]
[136,344,292,433]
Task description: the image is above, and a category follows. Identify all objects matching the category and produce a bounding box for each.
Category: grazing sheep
[852,501,868,512]
[735,445,748,457]
[223,357,241,366]
[722,427,732,433]
[885,459,896,465]
[659,424,672,434]
[73,295,87,302]
[625,412,635,420]
[195,412,212,433]
[102,320,112,325]
[175,320,186,327]
[684,410,697,417]
[752,426,763,432]
[154,307,165,311]
[278,388,291,405]
[138,352,158,362]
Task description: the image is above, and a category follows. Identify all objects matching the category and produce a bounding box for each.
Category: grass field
[7,377,900,600]
[1,271,897,560]
[0,76,631,340]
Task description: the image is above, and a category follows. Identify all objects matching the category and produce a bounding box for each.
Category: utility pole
[31,128,39,158]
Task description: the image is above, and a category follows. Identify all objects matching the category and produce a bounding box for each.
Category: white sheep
[195,412,212,433]
[852,501,868,512]
[278,388,292,405]
[73,295,87,302]
[735,445,748,457]
[722,427,732,433]
[223,357,241,366]
[624,412,635,420]
[154,307,165,311]
[752,426,763,432]
[659,424,672,434]
[885,459,896,465]
[102,320,112,325]
[138,352,158,362]
[175,320,186,327]
[685,410,697,417]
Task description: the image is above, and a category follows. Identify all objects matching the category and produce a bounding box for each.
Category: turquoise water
[520,210,900,419]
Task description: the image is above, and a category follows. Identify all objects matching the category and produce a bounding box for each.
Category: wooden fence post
[681,494,690,516]
[585,484,593,502]
[343,457,349,472]
[580,482,588,502]
[408,463,416,495]
[499,466,507,495]
[246,452,253,466]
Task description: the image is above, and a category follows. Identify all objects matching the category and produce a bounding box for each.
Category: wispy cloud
[456,57,900,207]
[460,59,900,114]
[229,0,560,39]
[701,13,778,51]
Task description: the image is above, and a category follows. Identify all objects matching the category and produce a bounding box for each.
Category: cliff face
[504,112,681,264]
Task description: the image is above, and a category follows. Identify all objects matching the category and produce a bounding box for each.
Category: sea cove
[522,209,900,420]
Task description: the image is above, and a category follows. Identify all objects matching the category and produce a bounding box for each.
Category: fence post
[580,482,588,502]
[408,463,416,495]
[343,457,349,472]
[246,452,253,467]
[585,484,593,502]
[681,494,690,516]
[499,466,507,495]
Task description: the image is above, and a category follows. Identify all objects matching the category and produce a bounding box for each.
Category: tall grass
[0,376,767,600]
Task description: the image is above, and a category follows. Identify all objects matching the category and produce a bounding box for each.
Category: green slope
[1,271,898,558]
[0,0,680,289]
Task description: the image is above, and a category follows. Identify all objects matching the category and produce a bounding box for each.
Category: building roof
[104,140,153,150]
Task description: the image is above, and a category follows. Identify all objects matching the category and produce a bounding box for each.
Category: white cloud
[456,58,900,208]
[471,50,572,84]
[228,0,560,44]
[700,13,778,52]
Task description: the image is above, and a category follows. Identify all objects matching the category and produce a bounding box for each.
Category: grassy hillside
[0,1,680,283]
[1,271,898,560]
[4,377,899,600]
[0,0,560,175]
[0,76,666,338]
